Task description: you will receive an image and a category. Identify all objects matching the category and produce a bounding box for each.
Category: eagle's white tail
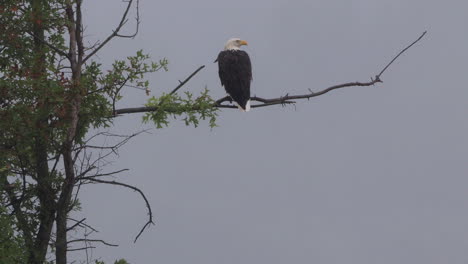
[233,99,251,112]
[245,100,251,112]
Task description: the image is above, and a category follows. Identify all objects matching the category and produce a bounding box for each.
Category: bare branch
[83,0,139,63]
[114,31,427,115]
[67,218,86,232]
[73,130,149,180]
[76,168,129,180]
[76,0,84,65]
[215,31,427,108]
[68,239,118,247]
[84,178,154,242]
[216,79,381,108]
[169,65,206,95]
[67,246,96,252]
[114,105,159,115]
[115,0,140,38]
[377,31,427,77]
[67,218,99,233]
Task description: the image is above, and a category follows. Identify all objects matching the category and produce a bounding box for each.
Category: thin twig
[169,65,206,95]
[67,218,86,232]
[67,218,99,233]
[377,31,427,77]
[68,239,118,247]
[67,246,96,252]
[77,168,129,180]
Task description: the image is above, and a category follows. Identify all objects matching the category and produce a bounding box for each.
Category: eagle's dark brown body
[216,49,252,111]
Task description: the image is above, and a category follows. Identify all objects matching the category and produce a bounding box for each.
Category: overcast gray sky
[71,0,468,263]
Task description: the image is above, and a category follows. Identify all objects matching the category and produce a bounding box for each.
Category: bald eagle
[216,38,252,111]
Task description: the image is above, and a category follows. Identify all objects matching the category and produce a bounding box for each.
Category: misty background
[70,0,468,263]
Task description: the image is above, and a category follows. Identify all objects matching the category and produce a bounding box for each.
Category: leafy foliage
[143,88,218,129]
[0,0,220,263]
[0,200,27,264]
[95,259,130,264]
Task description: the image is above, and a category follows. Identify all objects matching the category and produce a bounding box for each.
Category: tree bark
[55,1,83,263]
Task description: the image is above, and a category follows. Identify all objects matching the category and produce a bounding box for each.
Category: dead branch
[66,218,87,232]
[72,130,149,183]
[67,246,96,252]
[67,218,99,233]
[84,178,154,242]
[83,0,140,63]
[377,31,427,77]
[215,31,427,108]
[76,168,129,180]
[114,31,427,115]
[68,239,118,247]
[169,65,206,95]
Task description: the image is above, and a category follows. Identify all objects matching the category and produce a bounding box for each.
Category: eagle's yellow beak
[240,40,248,46]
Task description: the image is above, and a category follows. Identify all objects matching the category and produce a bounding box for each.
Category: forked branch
[83,0,140,63]
[84,178,154,242]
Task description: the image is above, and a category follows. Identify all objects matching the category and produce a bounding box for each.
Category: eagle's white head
[224,38,248,51]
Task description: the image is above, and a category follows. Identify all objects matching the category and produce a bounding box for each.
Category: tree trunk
[55,145,76,264]
[55,1,83,262]
[28,0,56,263]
